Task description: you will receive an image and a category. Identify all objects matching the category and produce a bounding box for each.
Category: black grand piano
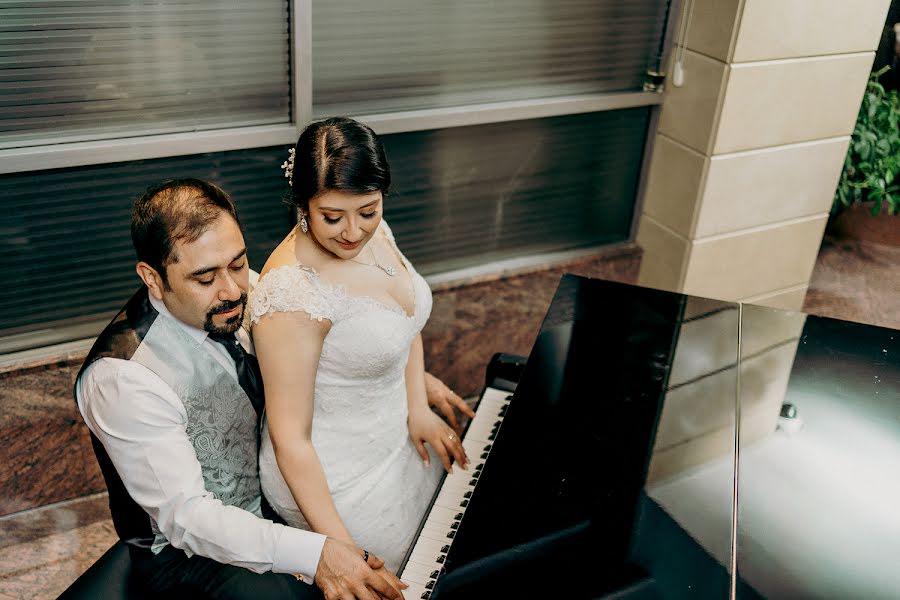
[399,274,900,600]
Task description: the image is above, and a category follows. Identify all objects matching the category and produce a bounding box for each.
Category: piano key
[401,387,513,596]
[400,568,431,586]
[421,504,460,527]
[417,527,453,544]
[407,545,442,568]
[407,547,440,568]
[401,582,426,600]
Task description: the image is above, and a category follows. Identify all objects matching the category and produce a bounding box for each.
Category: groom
[75,178,469,600]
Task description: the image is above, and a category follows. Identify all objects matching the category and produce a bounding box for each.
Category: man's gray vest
[76,287,262,550]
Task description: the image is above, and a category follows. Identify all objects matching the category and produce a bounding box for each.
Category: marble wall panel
[685,0,743,62]
[658,49,729,155]
[0,364,105,517]
[698,138,850,237]
[715,53,874,154]
[682,215,828,301]
[732,0,890,62]
[641,135,706,238]
[636,215,691,293]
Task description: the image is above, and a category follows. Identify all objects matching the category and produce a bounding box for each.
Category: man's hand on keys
[315,538,407,600]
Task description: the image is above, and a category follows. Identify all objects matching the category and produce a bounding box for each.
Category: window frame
[0,0,680,362]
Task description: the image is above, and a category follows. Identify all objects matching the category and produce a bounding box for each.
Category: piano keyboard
[400,386,512,600]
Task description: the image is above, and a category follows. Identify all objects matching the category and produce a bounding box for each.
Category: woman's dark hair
[288,117,391,211]
[131,178,240,287]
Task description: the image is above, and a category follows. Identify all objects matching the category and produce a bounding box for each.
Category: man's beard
[204,293,247,335]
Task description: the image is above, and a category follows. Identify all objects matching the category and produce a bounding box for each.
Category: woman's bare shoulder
[258,228,320,278]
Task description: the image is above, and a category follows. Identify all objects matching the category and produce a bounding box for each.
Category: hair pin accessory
[281,147,295,187]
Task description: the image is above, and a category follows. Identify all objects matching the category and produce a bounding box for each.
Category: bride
[249,117,469,574]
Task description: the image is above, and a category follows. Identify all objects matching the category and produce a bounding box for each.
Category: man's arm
[77,357,325,580]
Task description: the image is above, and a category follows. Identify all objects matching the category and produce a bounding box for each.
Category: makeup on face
[307,190,384,259]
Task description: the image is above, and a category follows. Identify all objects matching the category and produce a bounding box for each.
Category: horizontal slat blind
[0,108,648,340]
[313,0,669,116]
[0,0,291,148]
[0,147,293,335]
[381,109,650,274]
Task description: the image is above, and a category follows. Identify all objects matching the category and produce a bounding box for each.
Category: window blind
[0,107,648,342]
[381,109,650,274]
[0,147,293,337]
[312,0,670,116]
[0,0,291,148]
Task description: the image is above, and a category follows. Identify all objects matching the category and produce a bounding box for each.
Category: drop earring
[298,211,309,233]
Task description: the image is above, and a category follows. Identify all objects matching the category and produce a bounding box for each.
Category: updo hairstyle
[288,117,391,213]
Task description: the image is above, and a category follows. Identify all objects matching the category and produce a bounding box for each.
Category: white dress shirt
[76,293,325,582]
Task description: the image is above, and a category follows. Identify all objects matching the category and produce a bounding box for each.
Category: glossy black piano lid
[433,273,899,600]
[438,275,697,598]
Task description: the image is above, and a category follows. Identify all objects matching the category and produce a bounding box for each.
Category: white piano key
[422,504,459,527]
[400,387,513,598]
[408,545,442,567]
[402,581,427,600]
[400,568,431,586]
[401,559,438,579]
[421,523,453,541]
[407,536,446,557]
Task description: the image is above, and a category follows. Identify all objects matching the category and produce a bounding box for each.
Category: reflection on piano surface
[401,274,900,600]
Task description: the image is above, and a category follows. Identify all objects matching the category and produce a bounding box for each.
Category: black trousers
[129,544,323,600]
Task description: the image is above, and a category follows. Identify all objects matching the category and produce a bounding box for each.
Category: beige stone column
[636,0,891,310]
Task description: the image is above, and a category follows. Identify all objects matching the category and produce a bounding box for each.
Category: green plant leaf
[871,195,883,215]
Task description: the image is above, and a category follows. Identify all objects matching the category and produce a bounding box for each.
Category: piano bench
[57,540,148,600]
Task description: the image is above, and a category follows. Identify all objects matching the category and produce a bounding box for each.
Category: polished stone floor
[803,234,900,331]
[1,236,896,599]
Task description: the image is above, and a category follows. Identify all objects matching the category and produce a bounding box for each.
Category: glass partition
[640,296,741,597]
[736,309,900,599]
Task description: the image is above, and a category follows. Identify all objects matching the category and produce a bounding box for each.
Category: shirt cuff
[271,525,327,584]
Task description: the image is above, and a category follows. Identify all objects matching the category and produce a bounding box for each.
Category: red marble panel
[422,248,642,398]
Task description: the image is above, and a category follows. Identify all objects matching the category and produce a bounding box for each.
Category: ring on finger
[448,433,456,441]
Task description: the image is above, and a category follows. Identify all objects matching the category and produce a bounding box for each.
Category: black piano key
[469,478,479,486]
[460,499,468,507]
[463,491,472,498]
[426,581,435,590]
[447,531,456,539]
[421,592,431,600]
[430,570,440,578]
[450,522,459,530]
[475,463,484,472]
[488,431,497,441]
[437,555,446,563]
[483,444,492,451]
[441,545,450,553]
[480,452,489,459]
[455,512,464,519]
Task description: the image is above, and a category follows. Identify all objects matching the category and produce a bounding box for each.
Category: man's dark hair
[131,178,241,287]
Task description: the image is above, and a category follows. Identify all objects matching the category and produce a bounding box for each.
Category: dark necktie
[208,333,265,419]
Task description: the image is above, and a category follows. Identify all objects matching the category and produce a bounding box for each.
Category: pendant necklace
[351,245,396,276]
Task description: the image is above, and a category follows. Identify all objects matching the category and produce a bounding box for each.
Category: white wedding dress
[249,220,442,571]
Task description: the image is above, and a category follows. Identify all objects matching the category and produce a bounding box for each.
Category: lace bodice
[250,220,441,571]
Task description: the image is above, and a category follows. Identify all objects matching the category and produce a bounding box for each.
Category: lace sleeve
[248,265,336,325]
